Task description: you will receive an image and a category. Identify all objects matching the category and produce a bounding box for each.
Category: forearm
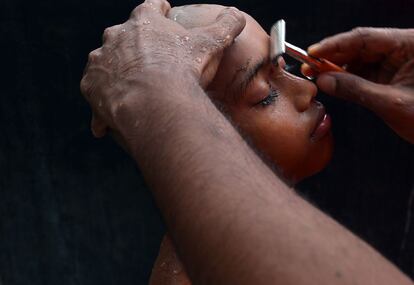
[125,77,412,285]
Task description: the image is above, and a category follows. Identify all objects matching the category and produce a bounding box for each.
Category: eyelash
[258,84,280,107]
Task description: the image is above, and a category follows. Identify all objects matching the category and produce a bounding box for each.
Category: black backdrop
[1,0,414,284]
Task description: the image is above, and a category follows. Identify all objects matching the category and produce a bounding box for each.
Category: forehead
[209,14,270,102]
[168,5,270,100]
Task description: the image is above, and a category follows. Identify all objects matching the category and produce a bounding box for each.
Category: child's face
[169,5,333,182]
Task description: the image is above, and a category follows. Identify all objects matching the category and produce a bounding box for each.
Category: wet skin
[169,4,333,183]
[149,5,334,284]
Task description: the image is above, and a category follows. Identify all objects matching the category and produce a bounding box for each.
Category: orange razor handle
[315,58,346,73]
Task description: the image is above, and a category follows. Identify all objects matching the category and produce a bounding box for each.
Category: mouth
[310,101,332,142]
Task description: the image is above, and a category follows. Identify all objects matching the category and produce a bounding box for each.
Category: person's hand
[80,0,245,140]
[302,28,414,143]
[149,235,191,285]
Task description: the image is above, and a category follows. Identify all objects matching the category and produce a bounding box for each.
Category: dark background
[1,0,413,284]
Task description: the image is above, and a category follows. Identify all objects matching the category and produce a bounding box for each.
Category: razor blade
[270,19,345,73]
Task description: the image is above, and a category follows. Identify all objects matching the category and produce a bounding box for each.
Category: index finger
[130,0,171,20]
[199,7,246,49]
[308,27,403,63]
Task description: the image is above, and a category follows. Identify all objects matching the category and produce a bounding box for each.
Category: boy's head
[168,5,333,182]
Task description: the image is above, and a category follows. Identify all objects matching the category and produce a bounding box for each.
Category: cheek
[229,99,333,181]
[258,117,310,164]
[237,103,311,169]
[261,99,310,149]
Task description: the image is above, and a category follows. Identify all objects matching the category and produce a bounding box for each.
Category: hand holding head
[80,0,246,139]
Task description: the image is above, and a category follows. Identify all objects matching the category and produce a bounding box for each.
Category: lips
[310,101,332,141]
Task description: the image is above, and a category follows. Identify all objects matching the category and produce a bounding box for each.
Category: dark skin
[170,4,333,183]
[302,28,414,143]
[150,5,334,284]
[81,1,414,284]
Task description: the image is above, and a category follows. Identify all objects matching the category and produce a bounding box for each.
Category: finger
[200,7,246,50]
[308,28,403,62]
[316,72,398,114]
[80,48,102,98]
[91,114,107,138]
[318,53,357,66]
[102,24,122,44]
[392,58,414,86]
[301,63,319,78]
[130,0,171,20]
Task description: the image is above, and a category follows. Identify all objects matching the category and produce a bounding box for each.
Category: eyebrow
[238,57,267,98]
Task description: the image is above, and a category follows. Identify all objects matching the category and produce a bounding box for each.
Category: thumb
[203,7,246,50]
[316,72,396,113]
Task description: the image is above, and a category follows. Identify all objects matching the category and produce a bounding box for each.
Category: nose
[292,76,318,112]
[270,67,317,112]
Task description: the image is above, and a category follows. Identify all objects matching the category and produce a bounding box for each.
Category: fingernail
[307,43,321,54]
[317,74,336,94]
[217,7,240,20]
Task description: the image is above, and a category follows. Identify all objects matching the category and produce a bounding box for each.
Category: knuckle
[80,77,87,93]
[219,7,244,28]
[389,91,409,109]
[198,35,219,51]
[146,0,170,9]
[351,27,373,39]
[162,0,171,10]
[352,27,366,34]
[146,0,161,6]
[80,76,90,96]
[103,27,110,39]
[219,7,241,21]
[130,5,144,19]
[102,27,117,42]
[158,0,171,13]
[88,49,101,63]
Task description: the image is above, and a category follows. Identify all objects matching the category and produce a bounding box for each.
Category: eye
[257,85,280,107]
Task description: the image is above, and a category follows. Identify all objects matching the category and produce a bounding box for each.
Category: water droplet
[143,20,151,25]
[160,262,167,268]
[173,268,182,274]
[121,28,126,33]
[195,57,202,63]
[216,38,226,43]
[183,36,190,42]
[173,10,184,22]
[225,34,231,40]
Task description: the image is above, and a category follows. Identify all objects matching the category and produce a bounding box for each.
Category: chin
[285,132,334,184]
